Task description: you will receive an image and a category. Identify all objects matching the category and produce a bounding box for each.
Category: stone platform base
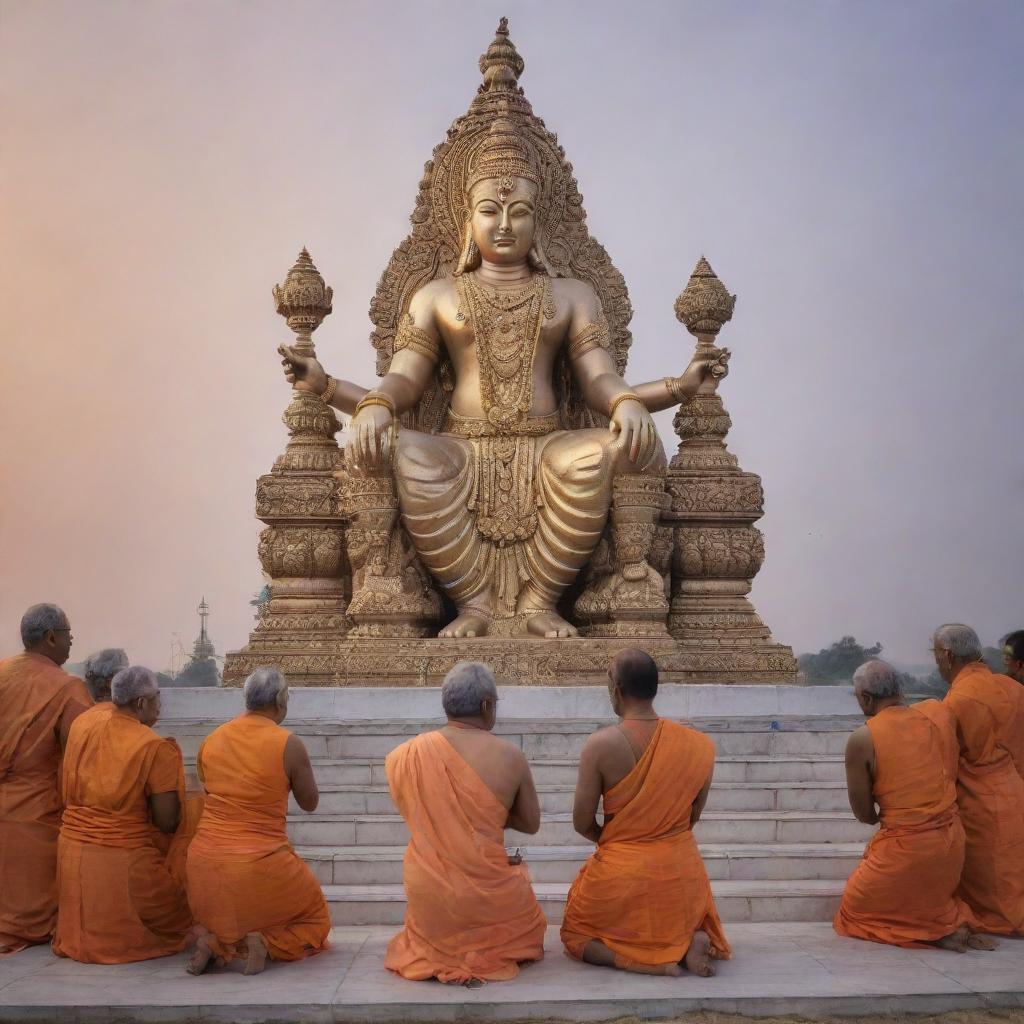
[2,924,1021,1023]
[223,636,797,686]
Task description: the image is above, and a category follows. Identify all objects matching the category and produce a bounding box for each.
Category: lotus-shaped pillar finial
[674,256,736,338]
[273,247,333,356]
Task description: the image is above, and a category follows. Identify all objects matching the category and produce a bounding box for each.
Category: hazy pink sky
[1,0,1021,672]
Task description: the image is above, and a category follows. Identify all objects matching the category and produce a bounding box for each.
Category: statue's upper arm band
[567,320,610,360]
[394,312,441,361]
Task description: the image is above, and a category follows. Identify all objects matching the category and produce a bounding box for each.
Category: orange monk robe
[0,654,91,954]
[834,700,970,946]
[561,719,731,968]
[186,714,330,964]
[52,706,193,963]
[164,791,205,890]
[944,663,1024,935]
[384,731,547,983]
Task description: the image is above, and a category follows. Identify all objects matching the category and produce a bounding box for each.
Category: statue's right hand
[350,406,395,467]
[278,344,327,395]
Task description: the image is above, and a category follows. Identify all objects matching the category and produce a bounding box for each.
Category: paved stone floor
[1,924,1022,1022]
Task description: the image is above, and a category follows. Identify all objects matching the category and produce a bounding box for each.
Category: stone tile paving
[0,924,1021,1022]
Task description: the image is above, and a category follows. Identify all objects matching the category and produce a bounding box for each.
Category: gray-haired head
[84,648,129,700]
[852,659,903,700]
[111,665,159,707]
[441,661,498,719]
[933,623,983,661]
[244,666,288,711]
[20,603,68,648]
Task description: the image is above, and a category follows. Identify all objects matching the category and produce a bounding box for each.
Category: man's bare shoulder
[484,731,529,766]
[582,724,623,754]
[846,723,873,757]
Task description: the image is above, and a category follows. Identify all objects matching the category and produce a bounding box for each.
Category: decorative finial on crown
[479,16,525,92]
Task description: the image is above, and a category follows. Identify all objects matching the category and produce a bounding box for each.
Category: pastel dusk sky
[1,0,1021,673]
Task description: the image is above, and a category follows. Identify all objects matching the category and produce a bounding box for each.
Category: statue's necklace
[458,272,555,431]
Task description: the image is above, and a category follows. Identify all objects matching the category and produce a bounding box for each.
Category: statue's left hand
[610,398,658,467]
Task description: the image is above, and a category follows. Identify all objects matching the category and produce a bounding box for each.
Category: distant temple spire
[191,596,216,662]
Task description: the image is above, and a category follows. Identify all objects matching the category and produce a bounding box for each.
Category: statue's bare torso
[410,274,601,421]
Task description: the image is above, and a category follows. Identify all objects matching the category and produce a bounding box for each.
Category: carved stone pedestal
[575,475,670,637]
[223,635,795,687]
[339,471,443,638]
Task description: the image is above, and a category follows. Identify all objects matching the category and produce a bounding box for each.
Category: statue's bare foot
[242,932,269,975]
[935,927,970,953]
[439,611,490,638]
[186,928,214,976]
[967,932,999,951]
[524,610,578,638]
[683,930,716,976]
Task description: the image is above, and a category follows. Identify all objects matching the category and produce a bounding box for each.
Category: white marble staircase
[159,684,870,928]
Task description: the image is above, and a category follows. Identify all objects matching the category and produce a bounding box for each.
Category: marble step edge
[296,780,849,795]
[183,753,847,768]
[288,809,863,824]
[161,716,860,735]
[299,841,866,862]
[321,879,846,901]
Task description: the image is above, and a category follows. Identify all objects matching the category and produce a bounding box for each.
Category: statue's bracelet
[320,375,338,404]
[354,392,396,418]
[607,391,642,420]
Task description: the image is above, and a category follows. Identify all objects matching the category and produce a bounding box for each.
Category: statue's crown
[466,116,539,196]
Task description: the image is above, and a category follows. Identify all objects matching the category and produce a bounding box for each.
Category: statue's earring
[456,224,479,275]
[528,235,557,276]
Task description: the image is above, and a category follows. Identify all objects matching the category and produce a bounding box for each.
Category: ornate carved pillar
[664,258,797,681]
[222,250,350,685]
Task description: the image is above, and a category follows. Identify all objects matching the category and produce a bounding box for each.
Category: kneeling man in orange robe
[385,661,547,985]
[53,666,194,963]
[0,603,90,955]
[186,667,330,975]
[561,650,730,977]
[834,659,994,951]
[934,624,1024,935]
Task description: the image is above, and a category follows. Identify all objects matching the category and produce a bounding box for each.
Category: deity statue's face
[468,177,537,265]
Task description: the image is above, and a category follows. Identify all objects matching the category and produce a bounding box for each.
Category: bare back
[592,719,660,794]
[439,724,529,810]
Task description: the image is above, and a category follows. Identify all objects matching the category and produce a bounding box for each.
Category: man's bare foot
[186,931,214,976]
[683,931,716,977]
[439,611,490,638]
[524,609,578,638]
[935,927,970,953]
[612,954,682,975]
[967,932,999,951]
[242,932,268,975]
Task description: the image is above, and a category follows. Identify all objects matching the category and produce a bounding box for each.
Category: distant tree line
[797,635,1005,695]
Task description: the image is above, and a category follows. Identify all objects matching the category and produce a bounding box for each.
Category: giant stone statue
[224,19,798,685]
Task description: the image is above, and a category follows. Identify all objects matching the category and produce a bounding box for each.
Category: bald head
[610,649,658,701]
